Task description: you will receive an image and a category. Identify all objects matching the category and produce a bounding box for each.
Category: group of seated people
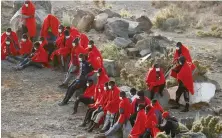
[1,1,197,138]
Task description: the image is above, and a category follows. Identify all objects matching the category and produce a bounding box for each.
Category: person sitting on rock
[66,26,80,39]
[152,99,164,124]
[156,111,180,138]
[171,56,194,112]
[72,79,96,114]
[1,37,20,60]
[87,40,103,66]
[171,42,196,78]
[59,37,87,88]
[15,41,48,70]
[1,27,19,50]
[100,81,121,133]
[104,91,132,137]
[21,0,36,41]
[50,30,74,70]
[145,63,166,100]
[130,90,151,127]
[129,104,146,138]
[58,54,93,106]
[130,88,138,102]
[19,34,33,58]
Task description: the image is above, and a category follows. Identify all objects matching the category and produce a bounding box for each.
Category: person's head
[104,82,109,91]
[64,30,70,39]
[39,37,45,44]
[5,37,11,45]
[72,37,80,47]
[66,26,71,30]
[137,90,145,100]
[178,56,186,66]
[119,91,126,100]
[151,99,158,106]
[58,25,64,33]
[138,103,145,111]
[130,88,137,96]
[154,63,160,72]
[176,42,182,50]
[88,40,94,50]
[96,68,103,77]
[24,1,30,7]
[162,111,170,119]
[34,41,40,50]
[6,28,12,35]
[78,53,85,62]
[145,105,152,114]
[108,81,116,90]
[22,34,28,42]
[86,79,93,87]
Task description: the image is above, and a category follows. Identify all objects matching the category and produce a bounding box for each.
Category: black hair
[152,99,158,104]
[34,42,40,48]
[120,91,126,97]
[176,42,182,47]
[178,56,186,65]
[79,53,84,58]
[66,26,71,30]
[73,37,80,44]
[154,63,160,68]
[98,68,102,73]
[59,24,64,29]
[64,30,70,36]
[89,40,94,45]
[145,105,152,112]
[22,34,28,39]
[40,37,45,41]
[105,82,109,87]
[130,88,137,95]
[87,79,93,83]
[109,81,115,86]
[138,104,145,110]
[6,28,12,32]
[137,90,144,97]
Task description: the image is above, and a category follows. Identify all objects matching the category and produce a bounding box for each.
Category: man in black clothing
[58,54,93,106]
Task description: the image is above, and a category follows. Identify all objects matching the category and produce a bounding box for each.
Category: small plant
[101,42,123,61]
[62,12,71,27]
[155,132,170,138]
[120,9,132,18]
[196,27,222,38]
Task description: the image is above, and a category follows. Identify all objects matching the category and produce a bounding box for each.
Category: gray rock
[162,17,180,31]
[135,37,152,51]
[103,59,120,77]
[71,9,89,27]
[135,15,153,33]
[180,117,195,129]
[126,48,139,57]
[176,132,207,138]
[101,9,121,18]
[104,18,129,40]
[132,33,149,43]
[77,14,95,32]
[140,49,151,57]
[94,13,108,31]
[114,37,132,48]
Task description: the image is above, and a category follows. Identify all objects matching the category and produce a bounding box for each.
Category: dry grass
[119,9,132,18]
[62,12,71,27]
[196,26,222,38]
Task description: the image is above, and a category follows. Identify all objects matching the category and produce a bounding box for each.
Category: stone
[10,2,51,40]
[176,132,207,138]
[180,117,195,129]
[77,14,95,32]
[135,53,151,68]
[104,18,129,40]
[1,1,14,29]
[132,33,149,43]
[135,15,153,33]
[168,82,216,105]
[103,59,120,77]
[94,13,108,31]
[140,49,151,57]
[126,48,139,57]
[162,17,180,31]
[114,37,132,48]
[135,37,152,51]
[101,9,121,18]
[71,9,89,27]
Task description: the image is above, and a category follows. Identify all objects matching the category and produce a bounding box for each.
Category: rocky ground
[1,1,222,138]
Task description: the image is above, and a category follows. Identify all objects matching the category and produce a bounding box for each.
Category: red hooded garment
[69,27,80,39]
[1,39,19,60]
[145,106,160,137]
[153,101,164,113]
[40,14,60,38]
[177,62,194,95]
[88,51,102,70]
[31,47,48,64]
[105,86,121,114]
[174,45,196,71]
[21,0,36,37]
[87,45,103,64]
[70,44,87,66]
[19,39,33,55]
[80,33,89,49]
[118,97,132,124]
[97,88,110,112]
[83,84,96,98]
[39,39,48,49]
[50,36,74,60]
[131,97,151,114]
[130,109,146,138]
[145,67,166,92]
[1,31,19,46]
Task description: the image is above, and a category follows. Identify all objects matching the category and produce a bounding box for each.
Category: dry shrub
[62,12,71,27]
[196,26,222,38]
[120,9,132,18]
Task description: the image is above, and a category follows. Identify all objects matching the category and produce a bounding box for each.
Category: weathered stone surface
[176,132,207,138]
[77,14,95,32]
[135,15,153,33]
[102,9,121,18]
[103,59,120,77]
[114,37,132,48]
[132,33,149,43]
[126,48,139,57]
[140,49,151,57]
[94,13,108,31]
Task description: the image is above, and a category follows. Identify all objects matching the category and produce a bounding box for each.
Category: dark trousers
[150,83,165,100]
[73,96,94,112]
[129,112,137,127]
[62,79,87,104]
[83,108,96,124]
[175,81,189,103]
[19,58,43,69]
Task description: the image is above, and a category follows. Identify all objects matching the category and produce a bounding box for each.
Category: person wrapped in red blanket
[50,30,74,69]
[1,28,19,51]
[59,37,87,88]
[130,90,151,127]
[66,26,80,39]
[72,79,96,114]
[19,34,33,57]
[171,56,194,112]
[171,42,196,78]
[87,40,103,66]
[100,81,121,132]
[129,104,146,138]
[104,91,132,136]
[145,63,166,99]
[1,37,19,60]
[80,33,89,49]
[152,99,164,124]
[15,41,48,70]
[21,0,36,41]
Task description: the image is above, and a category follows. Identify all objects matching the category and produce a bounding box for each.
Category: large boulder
[135,15,153,33]
[132,32,149,43]
[168,82,216,106]
[1,1,14,30]
[114,37,133,48]
[104,18,129,40]
[101,9,121,18]
[103,59,120,77]
[77,14,95,32]
[10,1,51,40]
[94,13,108,31]
[176,132,207,138]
